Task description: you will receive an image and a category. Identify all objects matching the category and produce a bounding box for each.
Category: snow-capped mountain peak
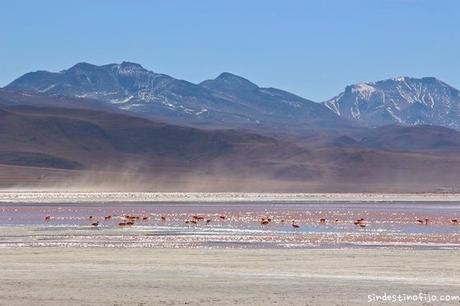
[115,62,147,74]
[392,76,408,82]
[324,76,460,129]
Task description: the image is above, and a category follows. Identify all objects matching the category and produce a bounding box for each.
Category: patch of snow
[110,96,134,104]
[195,108,208,116]
[392,76,407,82]
[386,107,402,123]
[38,84,56,93]
[350,106,361,119]
[324,94,342,116]
[351,83,375,100]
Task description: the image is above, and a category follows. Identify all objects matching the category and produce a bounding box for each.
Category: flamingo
[160,216,166,221]
[193,215,204,221]
[260,219,270,225]
[44,215,51,222]
[416,219,424,224]
[142,216,149,221]
[425,218,430,225]
[206,219,211,224]
[319,218,326,224]
[120,218,134,226]
[219,215,226,220]
[354,218,366,227]
[104,215,112,220]
[291,221,300,228]
[451,219,458,224]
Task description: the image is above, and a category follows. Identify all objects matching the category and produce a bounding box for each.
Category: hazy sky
[1,0,459,101]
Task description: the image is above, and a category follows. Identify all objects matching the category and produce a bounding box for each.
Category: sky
[1,0,459,101]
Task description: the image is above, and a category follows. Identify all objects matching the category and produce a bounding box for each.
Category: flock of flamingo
[43,214,459,229]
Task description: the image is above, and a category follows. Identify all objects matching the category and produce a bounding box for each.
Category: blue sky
[1,0,459,101]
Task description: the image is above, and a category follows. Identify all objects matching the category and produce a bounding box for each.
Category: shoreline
[2,191,460,203]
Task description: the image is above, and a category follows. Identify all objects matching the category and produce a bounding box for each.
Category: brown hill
[2,92,460,192]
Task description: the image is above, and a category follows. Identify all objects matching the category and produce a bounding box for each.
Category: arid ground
[1,248,460,306]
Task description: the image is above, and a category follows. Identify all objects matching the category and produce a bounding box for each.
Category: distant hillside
[2,92,460,191]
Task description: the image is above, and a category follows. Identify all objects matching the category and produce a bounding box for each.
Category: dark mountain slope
[5,62,347,131]
[357,125,460,152]
[0,99,308,177]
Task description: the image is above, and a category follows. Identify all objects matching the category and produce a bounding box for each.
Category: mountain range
[3,62,460,191]
[5,62,343,133]
[6,62,460,132]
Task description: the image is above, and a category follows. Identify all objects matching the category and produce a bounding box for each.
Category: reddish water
[1,202,459,249]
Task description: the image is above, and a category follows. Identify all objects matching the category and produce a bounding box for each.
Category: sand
[1,247,460,306]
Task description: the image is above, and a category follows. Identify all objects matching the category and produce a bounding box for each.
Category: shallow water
[1,202,459,249]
